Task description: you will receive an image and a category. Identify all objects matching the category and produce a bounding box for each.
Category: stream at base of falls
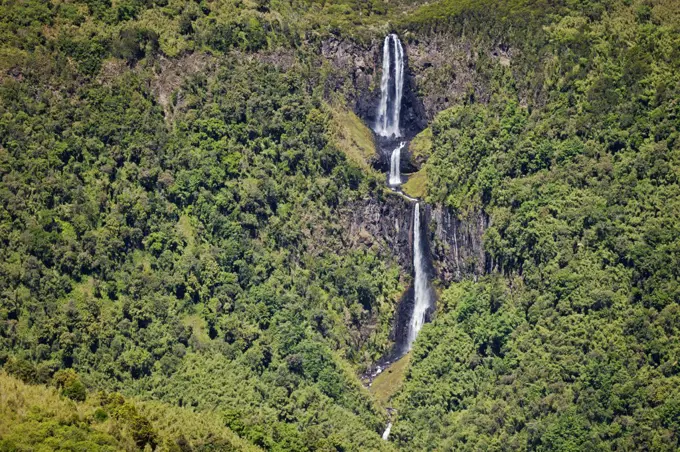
[382,422,392,440]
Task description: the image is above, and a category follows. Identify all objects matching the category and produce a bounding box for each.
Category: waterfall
[382,422,392,440]
[375,34,405,138]
[407,203,432,349]
[372,34,432,441]
[392,36,404,135]
[389,142,405,186]
[376,36,390,135]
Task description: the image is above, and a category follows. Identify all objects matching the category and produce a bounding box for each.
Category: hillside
[1,0,680,450]
[392,0,680,449]
[0,371,260,451]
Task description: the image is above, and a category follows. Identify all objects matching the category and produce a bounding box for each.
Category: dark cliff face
[341,191,416,355]
[400,52,429,138]
[321,33,517,124]
[344,194,477,358]
[319,33,516,176]
[342,193,492,286]
[404,33,521,119]
[328,34,493,353]
[403,34,490,119]
[426,206,491,284]
[371,141,419,176]
[393,203,437,357]
[320,37,380,123]
[340,178,490,288]
[342,190,416,272]
[320,37,427,141]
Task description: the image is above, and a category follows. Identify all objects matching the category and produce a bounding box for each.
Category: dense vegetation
[395,0,680,449]
[0,0,409,449]
[2,0,680,450]
[1,371,261,451]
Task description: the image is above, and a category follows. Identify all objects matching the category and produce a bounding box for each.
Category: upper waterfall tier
[375,34,404,138]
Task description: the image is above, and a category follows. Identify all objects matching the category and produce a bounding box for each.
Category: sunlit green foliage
[1,0,679,449]
[0,55,401,446]
[396,0,680,449]
[0,371,260,451]
[0,1,405,449]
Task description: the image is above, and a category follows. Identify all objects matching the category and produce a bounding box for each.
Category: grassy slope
[328,105,382,175]
[402,128,431,198]
[401,167,428,199]
[409,128,432,163]
[369,353,411,408]
[0,372,259,452]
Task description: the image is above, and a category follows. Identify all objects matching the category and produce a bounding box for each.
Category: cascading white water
[389,142,405,186]
[375,34,405,138]
[376,36,390,135]
[374,34,433,441]
[391,37,404,135]
[407,202,432,349]
[382,422,392,440]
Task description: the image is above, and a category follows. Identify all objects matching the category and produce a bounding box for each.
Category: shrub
[53,368,87,401]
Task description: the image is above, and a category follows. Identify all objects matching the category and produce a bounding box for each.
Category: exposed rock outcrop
[342,191,493,352]
[426,206,491,284]
[342,190,416,273]
[151,52,215,122]
[321,38,379,122]
[343,192,490,286]
[321,33,517,124]
[320,37,427,141]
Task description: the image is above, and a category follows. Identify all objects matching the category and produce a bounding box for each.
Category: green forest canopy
[1,0,680,450]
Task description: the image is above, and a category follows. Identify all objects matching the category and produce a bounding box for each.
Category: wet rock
[426,205,491,283]
[320,36,427,140]
[342,191,416,272]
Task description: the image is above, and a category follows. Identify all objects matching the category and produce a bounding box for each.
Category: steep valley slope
[1,0,680,450]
